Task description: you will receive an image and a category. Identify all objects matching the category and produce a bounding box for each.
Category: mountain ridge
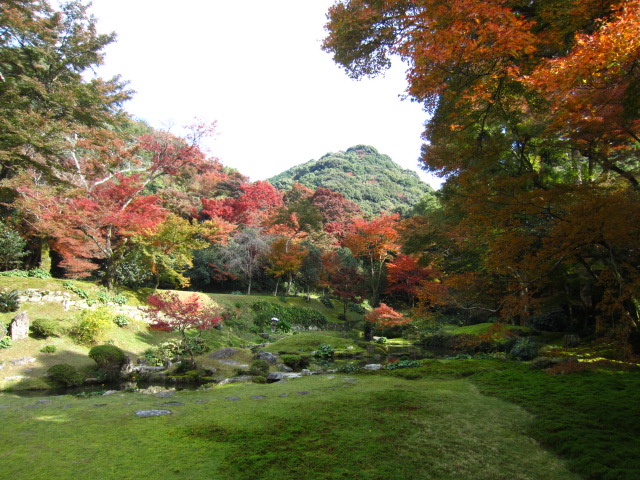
[267,145,434,216]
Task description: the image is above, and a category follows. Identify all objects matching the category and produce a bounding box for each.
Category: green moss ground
[0,372,581,480]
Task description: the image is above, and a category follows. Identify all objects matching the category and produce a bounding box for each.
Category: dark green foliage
[143,338,208,367]
[89,345,127,380]
[320,296,334,309]
[348,302,366,314]
[40,345,57,354]
[47,364,82,387]
[62,281,90,300]
[0,222,27,270]
[280,354,309,370]
[112,315,129,328]
[473,362,640,480]
[268,145,436,216]
[31,318,59,338]
[249,360,270,376]
[0,289,20,313]
[385,357,421,370]
[0,269,52,278]
[314,344,335,360]
[0,336,11,349]
[251,301,328,330]
[507,337,539,360]
[252,375,268,384]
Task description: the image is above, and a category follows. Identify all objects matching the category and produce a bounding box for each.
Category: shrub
[0,336,11,349]
[89,344,127,380]
[31,318,59,338]
[0,290,20,313]
[47,364,82,387]
[113,315,129,328]
[252,375,268,384]
[249,359,270,376]
[280,354,309,370]
[314,344,335,360]
[320,296,334,309]
[348,302,366,314]
[62,281,91,300]
[385,357,421,370]
[27,268,52,279]
[111,294,128,306]
[251,301,328,330]
[508,337,539,360]
[40,345,57,354]
[69,307,113,345]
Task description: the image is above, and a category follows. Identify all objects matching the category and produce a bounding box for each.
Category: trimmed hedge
[251,301,328,330]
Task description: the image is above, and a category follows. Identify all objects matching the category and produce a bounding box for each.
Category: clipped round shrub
[47,364,82,387]
[31,318,59,338]
[249,359,270,376]
[89,344,127,380]
[252,375,268,384]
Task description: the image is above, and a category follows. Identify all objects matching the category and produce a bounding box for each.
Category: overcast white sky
[87,0,441,188]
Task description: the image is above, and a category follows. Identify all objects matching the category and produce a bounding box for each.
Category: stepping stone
[296,391,310,395]
[194,400,208,404]
[135,409,172,417]
[157,402,184,406]
[278,393,289,397]
[225,396,241,401]
[251,395,267,400]
[93,404,108,408]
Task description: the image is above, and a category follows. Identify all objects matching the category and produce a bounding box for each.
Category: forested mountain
[268,145,435,216]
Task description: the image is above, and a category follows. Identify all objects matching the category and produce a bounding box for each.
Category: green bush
[47,364,82,387]
[348,302,366,314]
[113,315,129,327]
[31,318,59,338]
[252,375,268,384]
[0,336,11,349]
[385,357,421,370]
[62,281,91,300]
[40,345,57,354]
[249,359,270,376]
[280,354,309,370]
[89,344,127,380]
[0,290,20,313]
[251,301,328,330]
[314,344,335,360]
[69,307,113,345]
[508,337,539,360]
[320,296,334,309]
[27,268,52,279]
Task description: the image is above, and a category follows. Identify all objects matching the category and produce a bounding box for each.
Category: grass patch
[471,362,640,480]
[262,331,364,356]
[0,373,579,480]
[441,322,532,335]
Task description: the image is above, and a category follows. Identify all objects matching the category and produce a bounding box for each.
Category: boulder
[255,350,279,365]
[364,364,382,371]
[208,348,240,359]
[267,372,302,381]
[10,312,29,340]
